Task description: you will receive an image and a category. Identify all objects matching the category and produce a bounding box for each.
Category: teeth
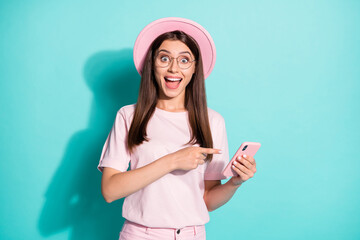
[165,77,182,81]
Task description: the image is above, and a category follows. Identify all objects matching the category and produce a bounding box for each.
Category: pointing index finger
[200,148,222,154]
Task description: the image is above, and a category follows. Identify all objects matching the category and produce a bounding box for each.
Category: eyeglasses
[154,52,196,70]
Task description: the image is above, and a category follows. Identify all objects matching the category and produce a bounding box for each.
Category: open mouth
[164,77,182,89]
[164,77,182,82]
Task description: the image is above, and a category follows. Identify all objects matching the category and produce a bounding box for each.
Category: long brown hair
[127,30,214,161]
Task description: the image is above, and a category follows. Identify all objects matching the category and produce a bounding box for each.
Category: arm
[101,155,175,203]
[101,146,221,203]
[203,180,241,212]
[203,154,257,211]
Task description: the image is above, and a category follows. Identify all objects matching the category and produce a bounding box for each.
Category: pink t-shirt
[97,104,229,228]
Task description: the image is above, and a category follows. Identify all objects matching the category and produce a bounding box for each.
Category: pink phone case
[222,142,261,178]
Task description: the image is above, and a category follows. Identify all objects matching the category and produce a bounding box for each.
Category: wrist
[228,178,242,188]
[158,154,177,172]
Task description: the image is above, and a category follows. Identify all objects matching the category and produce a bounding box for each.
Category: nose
[168,58,179,73]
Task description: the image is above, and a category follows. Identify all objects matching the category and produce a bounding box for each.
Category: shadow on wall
[37,48,140,240]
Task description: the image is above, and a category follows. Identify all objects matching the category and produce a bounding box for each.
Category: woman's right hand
[169,146,222,171]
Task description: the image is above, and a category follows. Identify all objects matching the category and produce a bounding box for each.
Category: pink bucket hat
[133,17,216,79]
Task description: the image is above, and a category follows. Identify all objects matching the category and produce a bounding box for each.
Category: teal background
[1,0,359,239]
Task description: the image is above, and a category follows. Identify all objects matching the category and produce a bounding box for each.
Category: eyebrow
[158,49,192,56]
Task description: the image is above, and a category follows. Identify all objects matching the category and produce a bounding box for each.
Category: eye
[159,55,170,62]
[179,56,190,63]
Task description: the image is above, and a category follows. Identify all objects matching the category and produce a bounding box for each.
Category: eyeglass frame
[154,51,196,70]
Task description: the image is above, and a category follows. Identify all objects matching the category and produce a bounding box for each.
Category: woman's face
[153,39,196,102]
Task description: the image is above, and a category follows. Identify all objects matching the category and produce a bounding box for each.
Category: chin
[163,91,181,99]
[161,87,184,98]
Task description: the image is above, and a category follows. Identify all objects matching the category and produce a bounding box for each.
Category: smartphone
[222,142,261,178]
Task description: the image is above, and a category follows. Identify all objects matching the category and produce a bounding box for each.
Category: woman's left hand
[230,154,257,186]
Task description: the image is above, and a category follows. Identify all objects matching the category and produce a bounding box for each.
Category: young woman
[97,17,257,240]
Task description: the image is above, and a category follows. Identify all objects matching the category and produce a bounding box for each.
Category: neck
[156,98,186,112]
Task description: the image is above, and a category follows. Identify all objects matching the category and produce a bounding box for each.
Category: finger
[196,152,207,160]
[198,159,205,165]
[200,147,222,154]
[242,154,256,165]
[231,165,249,180]
[194,158,205,166]
[233,161,254,178]
[236,156,256,172]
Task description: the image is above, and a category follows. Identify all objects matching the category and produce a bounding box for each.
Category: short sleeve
[97,107,131,173]
[204,114,229,180]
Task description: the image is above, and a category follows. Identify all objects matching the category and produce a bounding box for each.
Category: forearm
[205,180,241,212]
[102,156,174,203]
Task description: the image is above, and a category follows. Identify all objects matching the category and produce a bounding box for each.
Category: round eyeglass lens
[155,53,193,69]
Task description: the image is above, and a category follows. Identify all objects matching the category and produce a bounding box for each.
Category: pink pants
[119,220,206,240]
